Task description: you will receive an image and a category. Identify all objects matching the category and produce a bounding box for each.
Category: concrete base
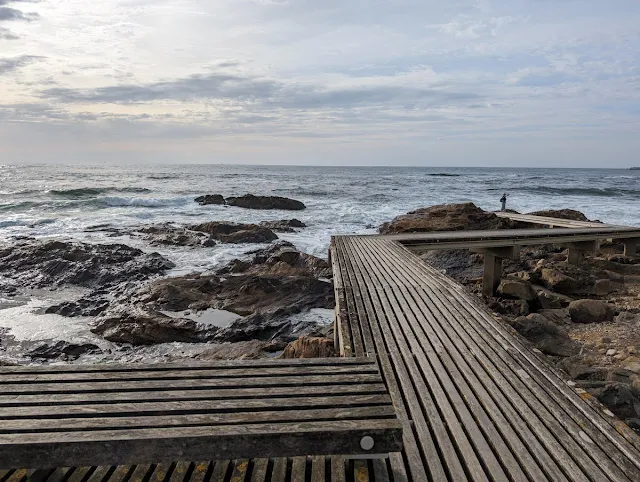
[471,246,520,297]
[565,240,599,266]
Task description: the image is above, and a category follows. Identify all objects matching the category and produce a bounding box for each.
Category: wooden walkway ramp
[331,235,640,481]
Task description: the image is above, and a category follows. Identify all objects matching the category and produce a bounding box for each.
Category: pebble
[601,337,612,344]
[614,354,627,361]
[598,348,607,354]
[628,346,637,355]
[606,349,617,356]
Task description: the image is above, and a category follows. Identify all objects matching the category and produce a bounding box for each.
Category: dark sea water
[1,164,639,363]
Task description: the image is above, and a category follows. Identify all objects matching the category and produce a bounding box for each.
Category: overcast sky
[1,0,639,166]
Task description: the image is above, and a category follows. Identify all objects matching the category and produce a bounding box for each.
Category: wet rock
[497,278,537,302]
[420,249,482,281]
[45,297,110,317]
[226,194,306,211]
[527,209,591,222]
[540,268,579,295]
[196,340,286,360]
[259,219,307,232]
[138,224,216,247]
[512,313,581,357]
[91,307,218,345]
[282,336,336,358]
[141,272,334,316]
[0,240,174,289]
[568,299,615,323]
[219,242,331,279]
[487,298,529,317]
[29,341,102,360]
[214,313,325,344]
[194,194,225,205]
[189,222,278,244]
[379,202,524,234]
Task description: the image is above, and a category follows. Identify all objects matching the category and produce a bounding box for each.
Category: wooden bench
[0,357,402,470]
[332,234,640,481]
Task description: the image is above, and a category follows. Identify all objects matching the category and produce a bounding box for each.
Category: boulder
[497,278,537,301]
[0,240,174,289]
[259,219,307,232]
[194,194,225,205]
[538,309,572,325]
[568,299,615,323]
[535,287,573,309]
[540,268,579,295]
[589,383,640,420]
[379,202,521,234]
[29,341,102,361]
[595,279,611,296]
[528,209,590,222]
[196,340,287,360]
[511,313,581,357]
[189,222,278,244]
[226,194,306,211]
[91,307,219,345]
[137,224,216,247]
[282,336,336,358]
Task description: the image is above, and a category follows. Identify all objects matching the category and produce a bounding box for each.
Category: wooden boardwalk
[494,212,614,228]
[331,234,640,481]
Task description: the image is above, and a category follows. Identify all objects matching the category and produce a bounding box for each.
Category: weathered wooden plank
[365,238,572,481]
[65,466,92,482]
[0,373,383,395]
[335,238,440,481]
[371,459,390,482]
[210,460,230,482]
[0,393,392,419]
[168,461,191,482]
[0,357,374,374]
[228,460,248,482]
[188,462,210,482]
[0,419,402,469]
[106,465,133,482]
[334,239,365,356]
[0,365,379,384]
[373,237,638,480]
[0,405,397,433]
[86,466,113,482]
[270,458,287,482]
[310,456,325,482]
[353,460,369,482]
[127,464,152,482]
[291,457,306,481]
[2,469,26,482]
[330,457,345,482]
[36,468,67,482]
[331,244,353,357]
[249,458,268,482]
[0,383,388,407]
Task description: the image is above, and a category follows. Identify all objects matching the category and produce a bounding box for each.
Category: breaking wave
[50,187,152,198]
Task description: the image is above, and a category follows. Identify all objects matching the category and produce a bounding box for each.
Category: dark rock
[538,308,572,325]
[29,341,101,360]
[189,222,278,244]
[282,336,335,358]
[512,313,581,357]
[45,298,110,317]
[379,202,524,234]
[497,278,537,302]
[589,383,640,420]
[226,194,306,211]
[218,241,331,279]
[527,209,591,222]
[138,224,216,247]
[487,298,529,317]
[420,249,483,281]
[91,307,219,345]
[568,299,615,323]
[196,340,287,360]
[259,219,307,232]
[142,273,334,316]
[0,240,174,289]
[540,268,579,295]
[195,194,225,205]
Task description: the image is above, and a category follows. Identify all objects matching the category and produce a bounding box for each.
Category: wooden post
[565,240,598,266]
[624,239,637,257]
[471,246,520,297]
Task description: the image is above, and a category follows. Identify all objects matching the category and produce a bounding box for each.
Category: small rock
[497,278,537,302]
[568,299,615,323]
[606,349,617,356]
[540,268,579,295]
[602,336,612,344]
[614,353,627,361]
[595,279,611,296]
[259,219,307,232]
[189,222,278,244]
[194,194,225,205]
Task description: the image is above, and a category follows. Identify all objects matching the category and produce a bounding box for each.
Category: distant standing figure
[500,192,508,212]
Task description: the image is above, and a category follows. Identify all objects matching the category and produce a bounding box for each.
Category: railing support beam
[565,240,598,266]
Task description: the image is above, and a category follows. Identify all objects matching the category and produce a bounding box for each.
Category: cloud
[0,26,17,39]
[0,55,42,74]
[0,6,38,21]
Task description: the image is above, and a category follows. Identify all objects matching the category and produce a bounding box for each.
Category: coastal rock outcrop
[282,336,335,358]
[259,219,307,232]
[0,239,174,289]
[189,221,278,244]
[138,224,217,247]
[194,194,225,205]
[528,209,590,222]
[91,307,219,345]
[28,341,102,361]
[568,299,615,323]
[226,194,306,211]
[379,202,523,234]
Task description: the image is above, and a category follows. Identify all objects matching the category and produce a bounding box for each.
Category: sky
[0,0,639,167]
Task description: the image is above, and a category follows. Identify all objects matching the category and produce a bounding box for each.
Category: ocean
[1,164,640,363]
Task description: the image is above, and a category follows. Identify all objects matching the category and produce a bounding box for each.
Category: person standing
[500,192,508,211]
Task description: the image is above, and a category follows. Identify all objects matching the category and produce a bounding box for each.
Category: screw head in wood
[360,435,375,451]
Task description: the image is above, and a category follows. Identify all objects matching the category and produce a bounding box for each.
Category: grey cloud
[0,6,38,21]
[0,26,17,39]
[0,0,39,4]
[0,55,42,74]
[42,70,481,111]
